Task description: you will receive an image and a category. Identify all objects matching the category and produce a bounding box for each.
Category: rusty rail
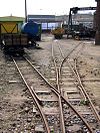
[51,43,66,133]
[12,57,50,133]
[24,56,93,132]
[74,58,100,124]
[57,41,100,132]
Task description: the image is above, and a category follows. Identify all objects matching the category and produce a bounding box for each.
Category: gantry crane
[67,7,96,39]
[68,7,96,31]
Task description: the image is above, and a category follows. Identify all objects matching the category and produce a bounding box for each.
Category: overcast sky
[0,0,97,17]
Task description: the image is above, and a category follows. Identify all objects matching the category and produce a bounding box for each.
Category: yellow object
[51,27,65,39]
[0,22,18,34]
[52,27,65,35]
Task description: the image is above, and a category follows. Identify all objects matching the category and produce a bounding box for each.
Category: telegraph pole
[25,0,27,22]
[95,0,100,45]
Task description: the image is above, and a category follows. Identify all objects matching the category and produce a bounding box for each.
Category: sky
[0,0,97,17]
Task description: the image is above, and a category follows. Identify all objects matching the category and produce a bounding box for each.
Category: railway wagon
[1,34,28,55]
[0,22,28,55]
[21,22,41,41]
[0,21,41,55]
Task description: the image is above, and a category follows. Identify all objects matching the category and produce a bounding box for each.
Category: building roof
[55,13,94,24]
[28,15,55,19]
[0,16,25,22]
[28,15,59,23]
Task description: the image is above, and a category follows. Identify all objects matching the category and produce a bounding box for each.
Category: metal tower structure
[95,0,100,45]
[25,0,27,22]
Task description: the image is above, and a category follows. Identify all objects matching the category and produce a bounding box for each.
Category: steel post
[95,0,100,45]
[25,0,27,22]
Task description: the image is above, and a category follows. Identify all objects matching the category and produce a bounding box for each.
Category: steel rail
[24,56,93,133]
[58,41,85,74]
[58,43,87,101]
[51,43,66,133]
[57,41,100,131]
[67,59,87,101]
[74,58,100,123]
[57,41,83,61]
[57,41,95,132]
[63,58,100,127]
[12,57,50,133]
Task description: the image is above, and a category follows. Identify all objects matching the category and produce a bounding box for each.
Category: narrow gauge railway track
[74,58,100,123]
[12,57,50,133]
[12,55,71,132]
[51,40,100,132]
[51,42,65,133]
[25,54,94,133]
[11,41,99,132]
[59,42,100,125]
[25,57,94,132]
[12,53,93,132]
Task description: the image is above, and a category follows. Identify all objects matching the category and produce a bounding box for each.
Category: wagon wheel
[74,35,80,40]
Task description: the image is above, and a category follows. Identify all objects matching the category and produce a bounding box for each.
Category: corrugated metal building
[28,15,55,23]
[56,13,94,28]
[28,15,61,30]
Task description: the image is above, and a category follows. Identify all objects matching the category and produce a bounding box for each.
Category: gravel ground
[0,33,100,132]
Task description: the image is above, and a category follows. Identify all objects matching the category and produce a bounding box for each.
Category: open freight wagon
[0,22,28,55]
[1,34,28,55]
[0,21,41,55]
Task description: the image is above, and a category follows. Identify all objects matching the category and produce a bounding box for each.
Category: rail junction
[4,38,99,132]
[0,36,100,132]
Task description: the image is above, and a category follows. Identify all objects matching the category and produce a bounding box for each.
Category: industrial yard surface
[0,34,100,132]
